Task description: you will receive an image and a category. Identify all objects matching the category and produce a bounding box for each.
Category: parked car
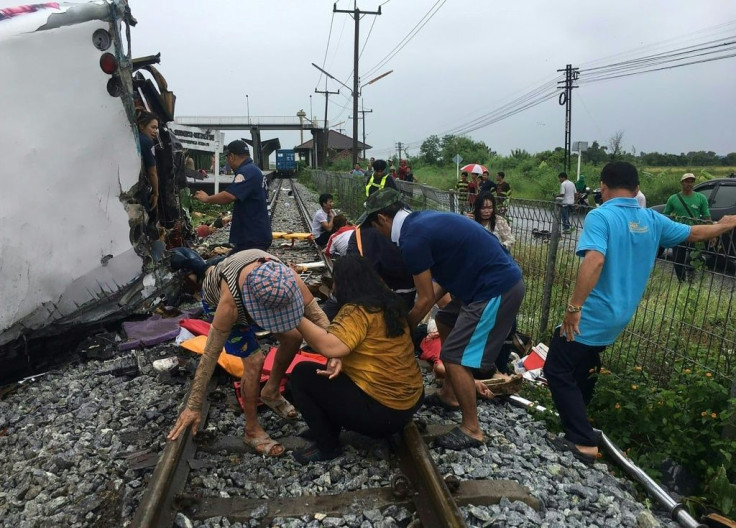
[651,178,736,271]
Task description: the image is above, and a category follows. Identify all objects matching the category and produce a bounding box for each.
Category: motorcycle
[574,187,591,213]
[593,188,603,207]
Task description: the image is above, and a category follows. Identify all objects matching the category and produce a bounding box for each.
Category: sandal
[423,392,460,411]
[434,426,483,450]
[244,433,284,457]
[551,436,596,465]
[261,394,299,420]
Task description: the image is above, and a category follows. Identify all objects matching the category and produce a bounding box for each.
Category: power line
[362,0,446,79]
[314,11,336,90]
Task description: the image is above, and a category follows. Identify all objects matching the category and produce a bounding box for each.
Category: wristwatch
[566,304,583,313]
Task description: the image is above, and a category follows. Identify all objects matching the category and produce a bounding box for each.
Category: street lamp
[311,63,392,165]
[296,109,307,145]
[246,94,250,123]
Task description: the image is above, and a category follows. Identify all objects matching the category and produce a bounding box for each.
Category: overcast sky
[130,0,736,160]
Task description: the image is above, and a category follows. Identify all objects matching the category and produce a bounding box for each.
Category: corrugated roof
[295,130,371,151]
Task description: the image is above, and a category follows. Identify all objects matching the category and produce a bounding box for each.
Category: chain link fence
[305,170,736,385]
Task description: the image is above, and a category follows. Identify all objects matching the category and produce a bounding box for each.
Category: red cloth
[180,318,211,336]
[419,334,441,363]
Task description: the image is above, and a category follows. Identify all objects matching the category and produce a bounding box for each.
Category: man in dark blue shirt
[357,188,525,451]
[194,140,271,253]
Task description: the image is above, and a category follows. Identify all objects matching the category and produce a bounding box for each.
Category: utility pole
[334,1,381,167]
[396,141,404,162]
[358,98,372,159]
[557,64,579,173]
[315,87,340,133]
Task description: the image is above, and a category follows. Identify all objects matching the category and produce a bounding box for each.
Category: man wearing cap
[193,140,272,254]
[544,162,736,463]
[167,248,330,457]
[663,173,711,282]
[357,188,525,450]
[365,159,397,197]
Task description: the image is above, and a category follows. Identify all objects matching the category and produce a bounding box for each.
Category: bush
[522,368,736,517]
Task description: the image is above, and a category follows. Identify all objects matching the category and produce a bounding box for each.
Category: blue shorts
[202,295,261,358]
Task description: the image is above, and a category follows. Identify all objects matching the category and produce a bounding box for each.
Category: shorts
[435,279,524,370]
[224,324,261,358]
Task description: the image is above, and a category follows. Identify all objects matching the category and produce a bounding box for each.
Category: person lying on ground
[289,255,424,464]
[166,248,329,457]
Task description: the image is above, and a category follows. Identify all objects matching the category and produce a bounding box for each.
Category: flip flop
[423,392,460,411]
[261,394,299,420]
[551,436,596,465]
[244,433,284,457]
[434,426,483,450]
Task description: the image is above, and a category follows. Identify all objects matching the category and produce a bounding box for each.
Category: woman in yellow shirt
[291,255,424,464]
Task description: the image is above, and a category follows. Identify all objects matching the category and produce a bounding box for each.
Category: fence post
[539,201,562,338]
[448,190,456,213]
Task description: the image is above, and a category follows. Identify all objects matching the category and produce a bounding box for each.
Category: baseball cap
[242,261,303,333]
[681,173,696,182]
[356,188,402,226]
[169,247,210,280]
[226,140,250,156]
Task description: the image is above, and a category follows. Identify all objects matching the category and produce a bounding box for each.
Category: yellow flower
[615,403,621,410]
[634,366,642,372]
[701,411,708,417]
[683,369,691,375]
[658,401,664,406]
[631,385,638,390]
[705,372,712,378]
[711,413,718,419]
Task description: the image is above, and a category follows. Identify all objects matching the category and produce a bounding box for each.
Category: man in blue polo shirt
[544,161,736,464]
[357,188,525,450]
[194,140,271,253]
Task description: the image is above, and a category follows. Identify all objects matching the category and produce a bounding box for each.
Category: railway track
[133,178,518,527]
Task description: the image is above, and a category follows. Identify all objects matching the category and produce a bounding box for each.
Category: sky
[129,0,736,160]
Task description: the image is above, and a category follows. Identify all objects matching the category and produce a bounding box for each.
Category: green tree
[585,140,608,165]
[439,135,491,165]
[419,135,442,165]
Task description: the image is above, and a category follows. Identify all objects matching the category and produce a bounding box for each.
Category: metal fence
[307,170,736,385]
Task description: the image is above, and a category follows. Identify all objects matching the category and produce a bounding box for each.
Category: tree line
[416,133,736,169]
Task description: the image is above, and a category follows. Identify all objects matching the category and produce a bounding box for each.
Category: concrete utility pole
[315,87,340,134]
[557,64,579,173]
[358,98,372,159]
[396,141,404,161]
[333,1,381,167]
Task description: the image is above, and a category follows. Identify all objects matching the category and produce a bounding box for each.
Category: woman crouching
[291,255,424,464]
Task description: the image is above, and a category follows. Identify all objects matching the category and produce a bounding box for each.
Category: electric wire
[362,0,446,79]
[314,11,336,90]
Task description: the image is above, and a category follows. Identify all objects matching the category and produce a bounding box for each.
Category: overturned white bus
[0,1,190,374]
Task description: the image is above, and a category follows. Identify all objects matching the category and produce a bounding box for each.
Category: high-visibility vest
[365,174,389,196]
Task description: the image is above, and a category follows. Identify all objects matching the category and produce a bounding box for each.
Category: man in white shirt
[311,193,335,247]
[557,172,577,232]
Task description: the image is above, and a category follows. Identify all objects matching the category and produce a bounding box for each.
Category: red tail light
[100,53,117,74]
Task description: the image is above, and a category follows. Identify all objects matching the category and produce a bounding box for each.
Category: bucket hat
[243,261,303,333]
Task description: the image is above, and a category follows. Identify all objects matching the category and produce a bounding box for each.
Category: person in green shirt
[575,174,587,193]
[663,173,711,282]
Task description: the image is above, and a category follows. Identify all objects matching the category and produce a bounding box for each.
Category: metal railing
[306,170,736,385]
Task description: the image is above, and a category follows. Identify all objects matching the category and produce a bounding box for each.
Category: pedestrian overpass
[175,116,329,169]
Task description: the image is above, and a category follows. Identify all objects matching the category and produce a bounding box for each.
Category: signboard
[572,141,588,152]
[168,123,224,153]
[452,154,463,164]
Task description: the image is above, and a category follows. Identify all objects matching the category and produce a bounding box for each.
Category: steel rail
[288,178,333,272]
[507,394,706,528]
[132,379,217,528]
[288,180,467,527]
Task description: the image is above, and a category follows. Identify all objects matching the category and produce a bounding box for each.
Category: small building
[295,130,371,166]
